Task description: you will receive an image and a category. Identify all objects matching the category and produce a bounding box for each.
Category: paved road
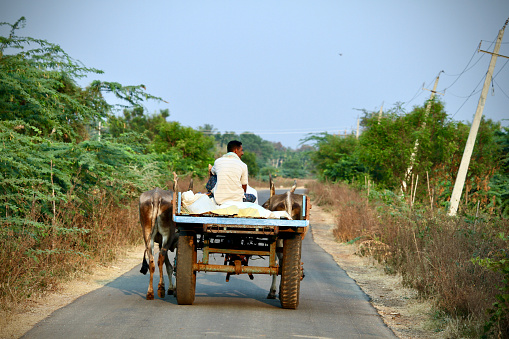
[24,189,395,339]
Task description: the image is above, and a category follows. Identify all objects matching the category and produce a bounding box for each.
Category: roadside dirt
[0,246,145,339]
[310,204,436,339]
[1,201,435,339]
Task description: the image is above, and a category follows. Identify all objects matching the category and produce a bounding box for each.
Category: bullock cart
[172,191,310,309]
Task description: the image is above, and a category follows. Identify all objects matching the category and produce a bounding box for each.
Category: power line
[441,43,490,90]
[403,76,437,108]
[443,54,507,99]
[200,126,349,133]
[490,58,509,99]
[481,39,509,44]
[446,89,482,99]
[403,84,425,108]
[200,128,352,136]
[451,73,486,119]
[450,50,509,118]
[493,57,509,77]
[494,79,509,100]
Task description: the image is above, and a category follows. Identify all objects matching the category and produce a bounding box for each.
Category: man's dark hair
[227,140,242,152]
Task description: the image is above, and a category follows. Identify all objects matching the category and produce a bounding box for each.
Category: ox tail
[149,194,162,254]
[140,249,149,275]
[150,194,161,237]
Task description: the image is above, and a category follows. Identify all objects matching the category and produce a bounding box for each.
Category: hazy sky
[2,1,508,148]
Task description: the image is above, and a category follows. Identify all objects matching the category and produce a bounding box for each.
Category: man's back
[212,153,248,205]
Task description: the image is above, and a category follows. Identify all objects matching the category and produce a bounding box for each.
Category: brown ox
[139,187,177,300]
[262,175,309,299]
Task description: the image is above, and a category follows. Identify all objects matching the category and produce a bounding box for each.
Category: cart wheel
[176,234,196,305]
[279,234,302,309]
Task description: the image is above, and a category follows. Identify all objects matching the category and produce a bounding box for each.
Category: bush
[0,185,141,311]
[307,179,509,337]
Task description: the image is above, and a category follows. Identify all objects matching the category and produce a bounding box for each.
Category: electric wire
[494,79,509,100]
[403,77,436,109]
[450,73,486,119]
[199,128,352,136]
[441,41,492,90]
[403,84,425,109]
[446,89,482,99]
[491,58,509,100]
[449,46,509,118]
[199,126,348,133]
[481,39,509,44]
[493,58,509,78]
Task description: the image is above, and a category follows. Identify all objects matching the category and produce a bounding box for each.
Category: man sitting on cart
[206,140,257,205]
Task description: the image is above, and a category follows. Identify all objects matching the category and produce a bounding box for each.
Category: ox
[139,187,177,300]
[262,175,309,299]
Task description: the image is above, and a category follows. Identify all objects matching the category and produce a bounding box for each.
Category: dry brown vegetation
[306,180,509,338]
[0,188,141,314]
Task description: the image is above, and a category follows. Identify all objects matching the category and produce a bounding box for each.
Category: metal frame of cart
[172,191,310,309]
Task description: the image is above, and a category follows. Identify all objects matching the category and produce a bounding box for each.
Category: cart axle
[194,263,278,275]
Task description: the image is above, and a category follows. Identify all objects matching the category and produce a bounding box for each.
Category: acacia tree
[0,18,107,141]
[149,119,215,175]
[0,17,165,224]
[306,133,364,182]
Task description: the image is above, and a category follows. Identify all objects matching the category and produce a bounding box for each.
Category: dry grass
[0,188,141,314]
[306,180,380,242]
[307,179,509,337]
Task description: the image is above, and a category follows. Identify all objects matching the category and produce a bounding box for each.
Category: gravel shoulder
[1,201,435,339]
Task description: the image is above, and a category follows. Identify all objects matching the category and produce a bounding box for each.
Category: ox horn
[290,180,297,193]
[269,174,275,197]
[173,172,178,192]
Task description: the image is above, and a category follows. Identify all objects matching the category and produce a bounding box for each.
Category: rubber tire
[279,235,302,309]
[176,234,196,305]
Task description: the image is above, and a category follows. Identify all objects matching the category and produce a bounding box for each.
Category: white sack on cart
[181,191,219,214]
[181,191,291,219]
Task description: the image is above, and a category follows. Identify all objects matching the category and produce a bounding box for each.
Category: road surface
[24,189,395,339]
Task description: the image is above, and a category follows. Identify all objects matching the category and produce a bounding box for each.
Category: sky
[2,1,509,149]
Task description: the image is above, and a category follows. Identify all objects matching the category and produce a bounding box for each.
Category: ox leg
[147,251,156,300]
[164,250,175,295]
[268,239,284,299]
[267,252,283,299]
[268,274,277,299]
[157,251,166,298]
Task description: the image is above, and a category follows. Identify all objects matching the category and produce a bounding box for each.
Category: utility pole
[401,73,443,192]
[356,116,360,139]
[448,18,509,216]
